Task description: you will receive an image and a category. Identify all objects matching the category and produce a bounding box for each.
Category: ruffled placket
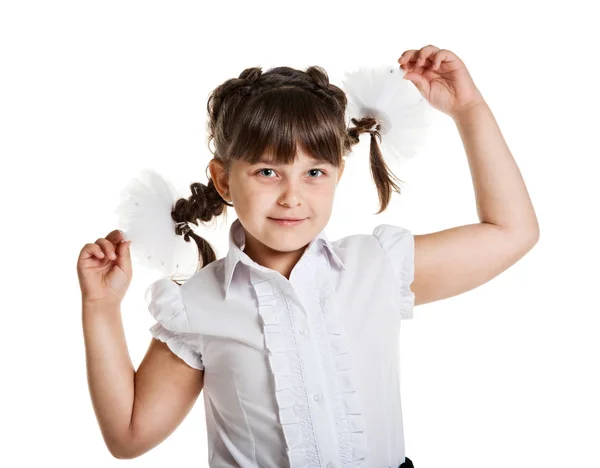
[250,245,369,467]
[305,252,369,466]
[251,270,320,468]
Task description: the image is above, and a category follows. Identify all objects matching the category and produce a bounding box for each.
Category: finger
[399,48,433,65]
[416,45,441,67]
[398,50,413,62]
[116,239,132,266]
[432,51,443,70]
[432,49,457,70]
[399,51,433,72]
[95,238,117,260]
[398,49,419,64]
[82,243,105,260]
[105,229,125,245]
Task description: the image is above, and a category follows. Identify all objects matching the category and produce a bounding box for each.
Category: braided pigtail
[170,178,229,282]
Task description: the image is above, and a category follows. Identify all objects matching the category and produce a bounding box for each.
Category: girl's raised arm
[78,231,204,459]
[400,47,539,306]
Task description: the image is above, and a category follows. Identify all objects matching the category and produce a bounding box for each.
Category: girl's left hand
[399,45,485,119]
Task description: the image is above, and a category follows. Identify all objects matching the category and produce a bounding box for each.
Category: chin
[263,234,311,253]
[261,222,315,251]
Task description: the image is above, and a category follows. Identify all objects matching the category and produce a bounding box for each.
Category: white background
[1,1,598,467]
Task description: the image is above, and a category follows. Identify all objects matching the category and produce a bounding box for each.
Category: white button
[299,328,307,336]
[313,393,322,402]
[326,463,334,468]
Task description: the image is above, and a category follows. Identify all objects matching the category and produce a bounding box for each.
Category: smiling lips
[269,217,306,226]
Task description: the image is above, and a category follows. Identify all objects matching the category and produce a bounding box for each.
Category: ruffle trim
[145,277,190,331]
[145,277,204,370]
[372,224,415,320]
[251,252,368,467]
[251,271,319,468]
[311,253,368,466]
[150,322,204,370]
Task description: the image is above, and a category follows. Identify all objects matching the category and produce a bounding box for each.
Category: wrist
[450,92,487,122]
[82,298,122,315]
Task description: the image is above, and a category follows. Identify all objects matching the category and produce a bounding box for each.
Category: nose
[277,179,302,207]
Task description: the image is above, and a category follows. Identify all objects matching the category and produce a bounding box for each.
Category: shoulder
[371,224,414,255]
[370,224,414,285]
[331,224,414,281]
[331,224,413,259]
[181,257,227,302]
[145,257,227,331]
[145,277,188,332]
[181,257,225,290]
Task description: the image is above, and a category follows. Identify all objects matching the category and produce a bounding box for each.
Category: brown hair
[171,65,404,277]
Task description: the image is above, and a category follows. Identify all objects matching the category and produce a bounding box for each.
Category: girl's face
[210,149,345,259]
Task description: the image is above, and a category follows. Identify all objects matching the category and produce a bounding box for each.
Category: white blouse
[145,218,415,468]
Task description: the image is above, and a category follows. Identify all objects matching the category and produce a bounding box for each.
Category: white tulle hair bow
[114,63,434,278]
[113,168,200,279]
[341,63,434,166]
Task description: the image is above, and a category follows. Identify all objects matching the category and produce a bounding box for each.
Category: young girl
[77,46,539,467]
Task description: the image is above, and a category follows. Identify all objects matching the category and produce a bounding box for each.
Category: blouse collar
[223,218,345,298]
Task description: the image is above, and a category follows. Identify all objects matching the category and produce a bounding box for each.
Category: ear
[208,158,230,199]
[337,159,346,184]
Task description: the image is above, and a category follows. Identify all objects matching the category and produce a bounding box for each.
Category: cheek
[245,182,270,198]
[236,181,271,208]
[312,180,337,198]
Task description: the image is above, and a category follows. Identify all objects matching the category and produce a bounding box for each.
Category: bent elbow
[109,444,146,460]
[105,430,141,460]
[108,442,136,460]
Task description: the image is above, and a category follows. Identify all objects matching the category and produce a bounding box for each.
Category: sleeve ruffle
[145,278,204,370]
[372,224,415,319]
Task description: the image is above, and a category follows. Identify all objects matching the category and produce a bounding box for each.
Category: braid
[170,179,230,270]
[206,67,264,150]
[238,67,263,83]
[304,66,348,117]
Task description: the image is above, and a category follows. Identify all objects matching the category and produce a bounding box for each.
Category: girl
[77,45,539,467]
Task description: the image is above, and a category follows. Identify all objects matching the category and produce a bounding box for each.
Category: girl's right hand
[77,229,133,305]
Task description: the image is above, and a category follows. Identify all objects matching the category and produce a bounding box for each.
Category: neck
[243,230,308,280]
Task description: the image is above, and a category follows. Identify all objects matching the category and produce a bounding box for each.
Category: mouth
[268,217,307,226]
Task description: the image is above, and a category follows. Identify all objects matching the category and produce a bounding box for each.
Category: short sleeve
[145,278,204,370]
[372,224,415,320]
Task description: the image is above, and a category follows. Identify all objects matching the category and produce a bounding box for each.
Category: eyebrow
[253,157,327,166]
[254,157,279,165]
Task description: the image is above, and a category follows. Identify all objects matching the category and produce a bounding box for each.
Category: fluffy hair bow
[341,63,434,166]
[113,168,199,279]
